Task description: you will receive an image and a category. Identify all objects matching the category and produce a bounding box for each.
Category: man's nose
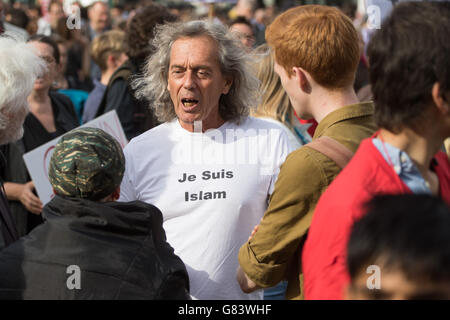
[183,71,196,89]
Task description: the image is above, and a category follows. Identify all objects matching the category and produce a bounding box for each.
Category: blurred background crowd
[0,0,372,98]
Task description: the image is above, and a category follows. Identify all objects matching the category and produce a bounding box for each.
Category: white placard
[23,110,128,205]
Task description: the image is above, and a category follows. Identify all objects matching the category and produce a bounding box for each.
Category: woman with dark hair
[1,35,79,236]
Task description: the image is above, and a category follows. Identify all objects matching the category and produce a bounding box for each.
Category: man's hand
[18,181,43,214]
[248,218,263,241]
[236,266,261,294]
[238,218,264,293]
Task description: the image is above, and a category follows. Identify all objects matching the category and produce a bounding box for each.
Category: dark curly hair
[125,3,177,64]
[368,1,450,132]
[347,194,450,299]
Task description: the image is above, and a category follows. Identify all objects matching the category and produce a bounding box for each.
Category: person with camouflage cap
[48,127,125,201]
[0,127,190,300]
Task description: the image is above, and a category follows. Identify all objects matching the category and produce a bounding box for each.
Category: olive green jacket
[238,102,376,300]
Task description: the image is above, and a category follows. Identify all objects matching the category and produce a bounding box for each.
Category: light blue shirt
[372,138,431,194]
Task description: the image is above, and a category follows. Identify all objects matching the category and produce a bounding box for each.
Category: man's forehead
[230,23,253,35]
[50,3,62,12]
[169,36,221,66]
[91,2,107,13]
[172,35,218,49]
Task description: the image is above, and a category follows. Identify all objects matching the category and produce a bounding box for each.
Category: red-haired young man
[237,5,376,299]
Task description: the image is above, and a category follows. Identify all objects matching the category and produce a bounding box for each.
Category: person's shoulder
[239,116,290,131]
[285,143,333,169]
[108,77,128,92]
[281,138,376,187]
[110,60,134,84]
[232,116,292,146]
[314,138,380,197]
[50,90,74,106]
[115,200,162,217]
[98,200,164,233]
[275,146,333,188]
[125,121,173,149]
[323,103,377,150]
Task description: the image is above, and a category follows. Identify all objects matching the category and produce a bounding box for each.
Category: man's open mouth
[181,98,199,107]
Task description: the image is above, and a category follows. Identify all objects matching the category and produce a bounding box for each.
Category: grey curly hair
[132,20,260,124]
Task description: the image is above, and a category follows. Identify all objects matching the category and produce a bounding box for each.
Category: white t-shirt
[259,117,303,149]
[120,117,294,300]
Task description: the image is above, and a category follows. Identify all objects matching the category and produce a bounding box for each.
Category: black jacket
[0,196,190,300]
[95,59,159,140]
[0,151,19,248]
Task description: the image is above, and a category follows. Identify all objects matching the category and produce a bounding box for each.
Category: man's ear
[56,59,64,73]
[108,54,121,69]
[432,82,449,116]
[222,76,233,95]
[292,67,311,94]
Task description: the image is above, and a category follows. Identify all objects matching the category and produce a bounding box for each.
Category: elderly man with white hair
[0,36,45,247]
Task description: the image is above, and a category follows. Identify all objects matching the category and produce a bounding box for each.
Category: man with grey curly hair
[0,36,45,247]
[120,20,294,300]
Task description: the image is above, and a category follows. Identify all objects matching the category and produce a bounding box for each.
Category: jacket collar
[43,195,156,237]
[313,102,374,139]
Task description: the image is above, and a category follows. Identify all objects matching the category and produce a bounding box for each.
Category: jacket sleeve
[149,204,191,299]
[238,147,334,288]
[156,271,191,300]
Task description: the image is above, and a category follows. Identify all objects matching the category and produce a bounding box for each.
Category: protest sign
[23,110,127,205]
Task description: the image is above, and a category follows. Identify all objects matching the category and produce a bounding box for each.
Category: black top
[0,151,19,248]
[22,91,78,151]
[0,91,79,236]
[0,196,190,300]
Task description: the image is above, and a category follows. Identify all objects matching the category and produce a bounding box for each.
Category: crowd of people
[0,0,449,300]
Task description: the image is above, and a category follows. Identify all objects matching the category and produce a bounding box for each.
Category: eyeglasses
[39,55,56,65]
[232,31,255,43]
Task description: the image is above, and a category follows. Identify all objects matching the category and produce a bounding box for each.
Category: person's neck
[54,74,68,89]
[50,21,58,30]
[28,90,51,111]
[178,116,226,133]
[90,23,102,35]
[378,127,442,178]
[100,69,115,86]
[311,86,359,123]
[29,89,50,103]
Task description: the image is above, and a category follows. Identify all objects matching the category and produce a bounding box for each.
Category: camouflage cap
[48,127,125,201]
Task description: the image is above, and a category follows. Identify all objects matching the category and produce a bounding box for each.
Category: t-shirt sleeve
[119,144,137,202]
[238,148,327,287]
